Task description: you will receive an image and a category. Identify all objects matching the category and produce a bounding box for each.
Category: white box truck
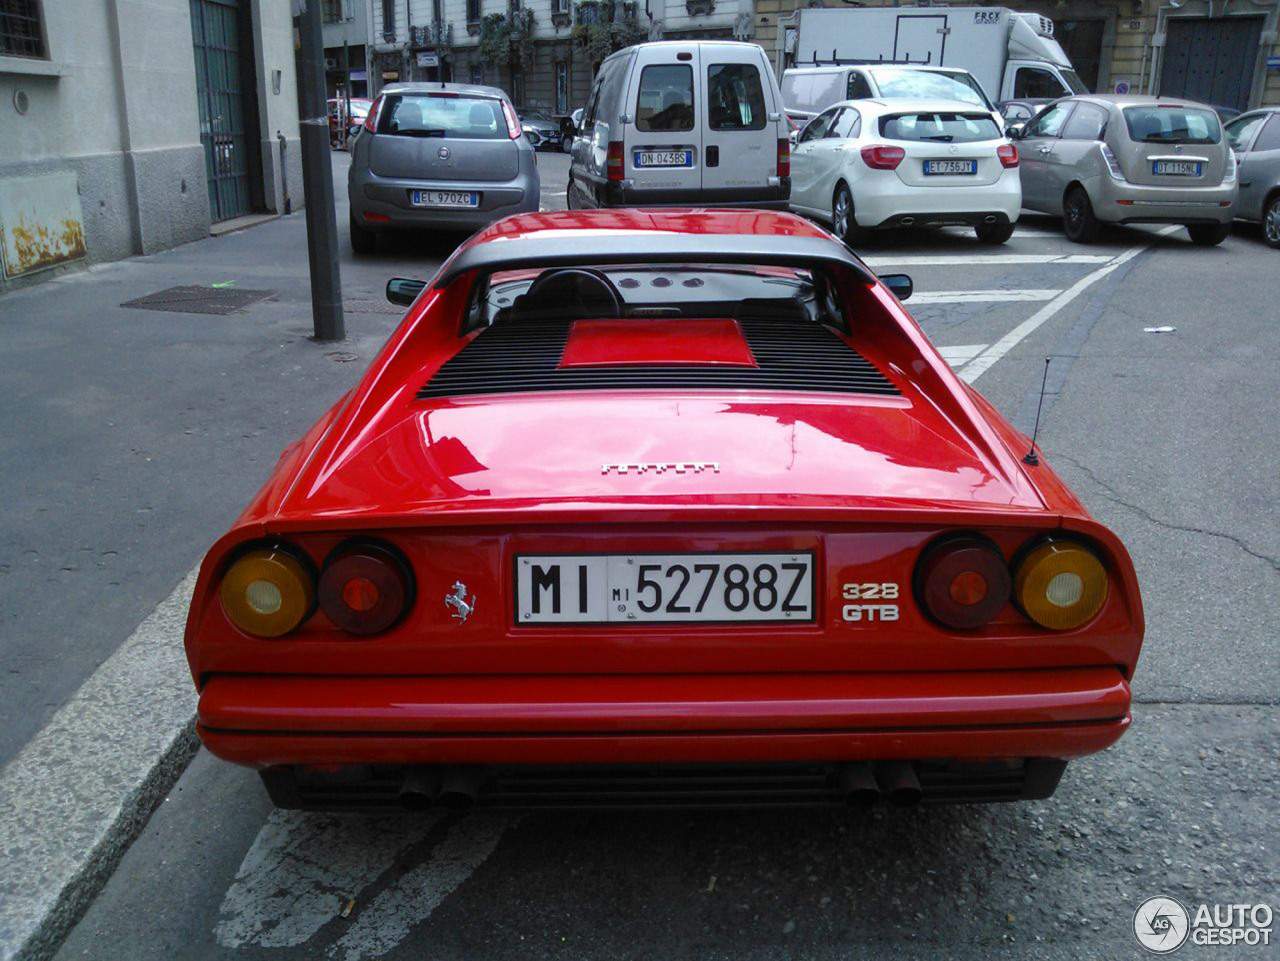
[779,6,1087,104]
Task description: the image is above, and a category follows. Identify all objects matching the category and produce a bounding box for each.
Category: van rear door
[701,47,781,199]
[623,47,702,200]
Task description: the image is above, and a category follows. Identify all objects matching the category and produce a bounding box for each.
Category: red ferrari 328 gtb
[184,210,1144,810]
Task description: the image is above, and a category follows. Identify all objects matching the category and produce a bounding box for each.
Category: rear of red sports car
[184,210,1144,810]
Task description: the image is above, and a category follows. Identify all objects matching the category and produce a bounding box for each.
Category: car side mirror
[878,273,913,301]
[386,277,426,306]
[1008,123,1027,140]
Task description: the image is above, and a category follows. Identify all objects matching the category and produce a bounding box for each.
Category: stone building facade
[368,0,759,116]
[0,0,303,290]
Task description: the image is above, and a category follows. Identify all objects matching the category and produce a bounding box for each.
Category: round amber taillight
[220,547,315,638]
[1014,540,1108,630]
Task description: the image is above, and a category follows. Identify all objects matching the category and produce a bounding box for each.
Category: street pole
[295,0,345,341]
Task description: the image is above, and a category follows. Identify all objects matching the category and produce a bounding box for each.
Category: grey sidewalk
[0,153,455,961]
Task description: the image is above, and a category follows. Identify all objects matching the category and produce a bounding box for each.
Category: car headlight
[1013,540,1108,630]
[220,546,315,637]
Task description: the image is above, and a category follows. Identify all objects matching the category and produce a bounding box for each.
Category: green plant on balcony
[511,8,537,68]
[478,13,512,64]
[573,0,643,63]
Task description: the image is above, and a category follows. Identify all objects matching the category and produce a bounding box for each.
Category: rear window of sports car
[478,264,830,328]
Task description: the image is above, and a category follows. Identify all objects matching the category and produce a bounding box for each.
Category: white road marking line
[959,225,1180,383]
[332,814,519,961]
[0,569,200,961]
[215,810,445,949]
[911,289,1060,304]
[937,344,988,366]
[862,253,1113,267]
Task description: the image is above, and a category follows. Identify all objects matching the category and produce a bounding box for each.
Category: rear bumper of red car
[197,666,1131,768]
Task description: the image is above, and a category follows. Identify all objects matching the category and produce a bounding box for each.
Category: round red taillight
[916,537,1011,630]
[318,543,413,635]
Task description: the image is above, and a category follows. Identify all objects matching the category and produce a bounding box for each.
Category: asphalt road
[16,149,1280,959]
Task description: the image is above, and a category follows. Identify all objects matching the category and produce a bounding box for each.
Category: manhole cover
[120,286,275,315]
[343,299,404,315]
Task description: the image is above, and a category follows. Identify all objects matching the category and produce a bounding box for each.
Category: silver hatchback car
[1012,94,1237,245]
[348,83,540,252]
[1224,107,1280,249]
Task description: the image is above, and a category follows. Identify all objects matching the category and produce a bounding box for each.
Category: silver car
[1224,107,1280,249]
[1012,94,1237,245]
[348,83,540,252]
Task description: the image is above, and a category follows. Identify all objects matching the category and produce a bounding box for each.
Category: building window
[467,0,482,22]
[381,0,395,41]
[512,68,525,105]
[509,0,521,13]
[432,0,443,22]
[471,63,484,85]
[552,0,569,13]
[0,0,48,59]
[555,61,569,113]
[322,0,344,24]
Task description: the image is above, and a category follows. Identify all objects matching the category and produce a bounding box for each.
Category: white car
[789,98,1022,245]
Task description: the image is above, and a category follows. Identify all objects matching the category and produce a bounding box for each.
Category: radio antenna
[1023,357,1051,466]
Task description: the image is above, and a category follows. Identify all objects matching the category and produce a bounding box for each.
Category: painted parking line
[911,289,1060,305]
[936,344,989,367]
[959,225,1181,383]
[861,253,1113,267]
[214,809,520,958]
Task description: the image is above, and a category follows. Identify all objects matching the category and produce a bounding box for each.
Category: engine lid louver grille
[417,319,899,399]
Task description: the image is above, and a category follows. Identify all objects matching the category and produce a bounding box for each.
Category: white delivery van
[568,41,791,210]
[779,6,1087,105]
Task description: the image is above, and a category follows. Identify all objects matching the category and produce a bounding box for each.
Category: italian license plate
[635,150,693,168]
[410,190,479,207]
[1152,161,1201,177]
[515,553,816,624]
[923,159,977,175]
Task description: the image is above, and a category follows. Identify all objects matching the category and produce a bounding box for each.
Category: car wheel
[350,213,376,254]
[1062,186,1099,244]
[832,184,872,247]
[1262,195,1280,250]
[1186,223,1231,246]
[975,221,1015,245]
[566,179,575,210]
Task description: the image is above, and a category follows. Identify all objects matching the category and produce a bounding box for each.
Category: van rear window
[880,112,1001,143]
[1122,106,1221,145]
[708,64,766,131]
[868,69,990,109]
[378,94,506,139]
[637,65,694,132]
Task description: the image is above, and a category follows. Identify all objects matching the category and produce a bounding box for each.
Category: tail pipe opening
[399,769,443,811]
[876,761,923,807]
[836,763,881,806]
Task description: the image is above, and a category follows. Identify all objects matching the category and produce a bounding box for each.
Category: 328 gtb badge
[841,582,900,622]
